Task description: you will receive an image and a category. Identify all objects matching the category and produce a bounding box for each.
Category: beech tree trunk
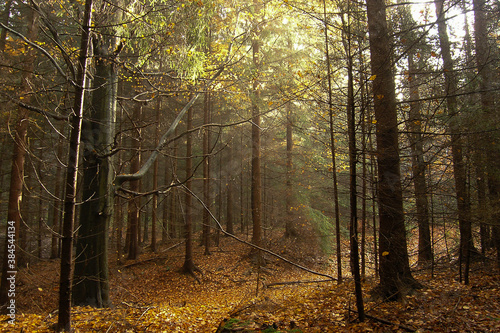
[73,35,117,307]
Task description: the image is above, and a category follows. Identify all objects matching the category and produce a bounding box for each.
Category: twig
[122,241,184,268]
[266,279,332,287]
[349,309,416,332]
[182,183,336,281]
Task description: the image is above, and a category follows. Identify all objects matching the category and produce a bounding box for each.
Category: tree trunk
[366,0,419,300]
[284,100,297,238]
[127,104,142,260]
[473,0,500,267]
[73,35,117,307]
[202,91,211,255]
[434,0,472,283]
[250,6,263,264]
[0,6,38,311]
[226,145,234,235]
[323,0,342,283]
[57,0,93,329]
[342,7,364,320]
[0,0,13,52]
[183,106,196,273]
[51,135,64,259]
[151,96,161,253]
[407,51,433,266]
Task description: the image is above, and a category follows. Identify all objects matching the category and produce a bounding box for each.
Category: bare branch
[182,182,336,281]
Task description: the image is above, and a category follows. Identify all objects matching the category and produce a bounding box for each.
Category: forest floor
[1,231,499,332]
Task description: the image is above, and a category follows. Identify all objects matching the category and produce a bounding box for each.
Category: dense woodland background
[0,0,500,331]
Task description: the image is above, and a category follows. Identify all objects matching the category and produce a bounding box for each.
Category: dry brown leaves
[1,234,499,332]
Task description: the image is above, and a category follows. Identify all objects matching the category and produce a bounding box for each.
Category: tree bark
[127,104,142,260]
[434,0,472,283]
[473,0,500,266]
[72,35,117,307]
[341,6,364,319]
[57,0,93,329]
[284,100,297,238]
[0,0,13,52]
[0,6,39,311]
[183,105,196,273]
[323,0,342,283]
[202,90,211,255]
[407,51,433,266]
[250,2,263,264]
[366,0,419,299]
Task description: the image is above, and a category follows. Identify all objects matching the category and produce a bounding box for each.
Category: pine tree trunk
[202,91,211,255]
[57,0,93,328]
[226,150,234,234]
[407,51,433,266]
[473,0,500,267]
[366,0,419,299]
[183,106,196,273]
[434,0,472,283]
[323,0,342,283]
[250,6,263,263]
[127,104,142,260]
[0,7,38,310]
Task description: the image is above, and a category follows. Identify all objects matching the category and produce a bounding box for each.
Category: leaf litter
[1,234,499,332]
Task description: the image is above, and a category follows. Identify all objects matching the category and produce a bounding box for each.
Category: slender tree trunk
[323,0,342,283]
[57,0,93,329]
[473,0,500,267]
[0,7,39,311]
[183,105,197,273]
[51,136,64,259]
[151,96,161,253]
[366,0,419,299]
[434,0,472,283]
[0,0,13,52]
[167,127,179,240]
[407,51,433,266]
[226,145,234,235]
[341,7,364,320]
[250,6,263,263]
[284,100,297,238]
[361,83,367,280]
[127,105,142,260]
[202,91,211,255]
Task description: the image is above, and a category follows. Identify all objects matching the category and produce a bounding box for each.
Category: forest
[0,0,499,331]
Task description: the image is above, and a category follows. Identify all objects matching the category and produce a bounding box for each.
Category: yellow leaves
[376,94,384,100]
[382,251,389,256]
[369,74,376,81]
